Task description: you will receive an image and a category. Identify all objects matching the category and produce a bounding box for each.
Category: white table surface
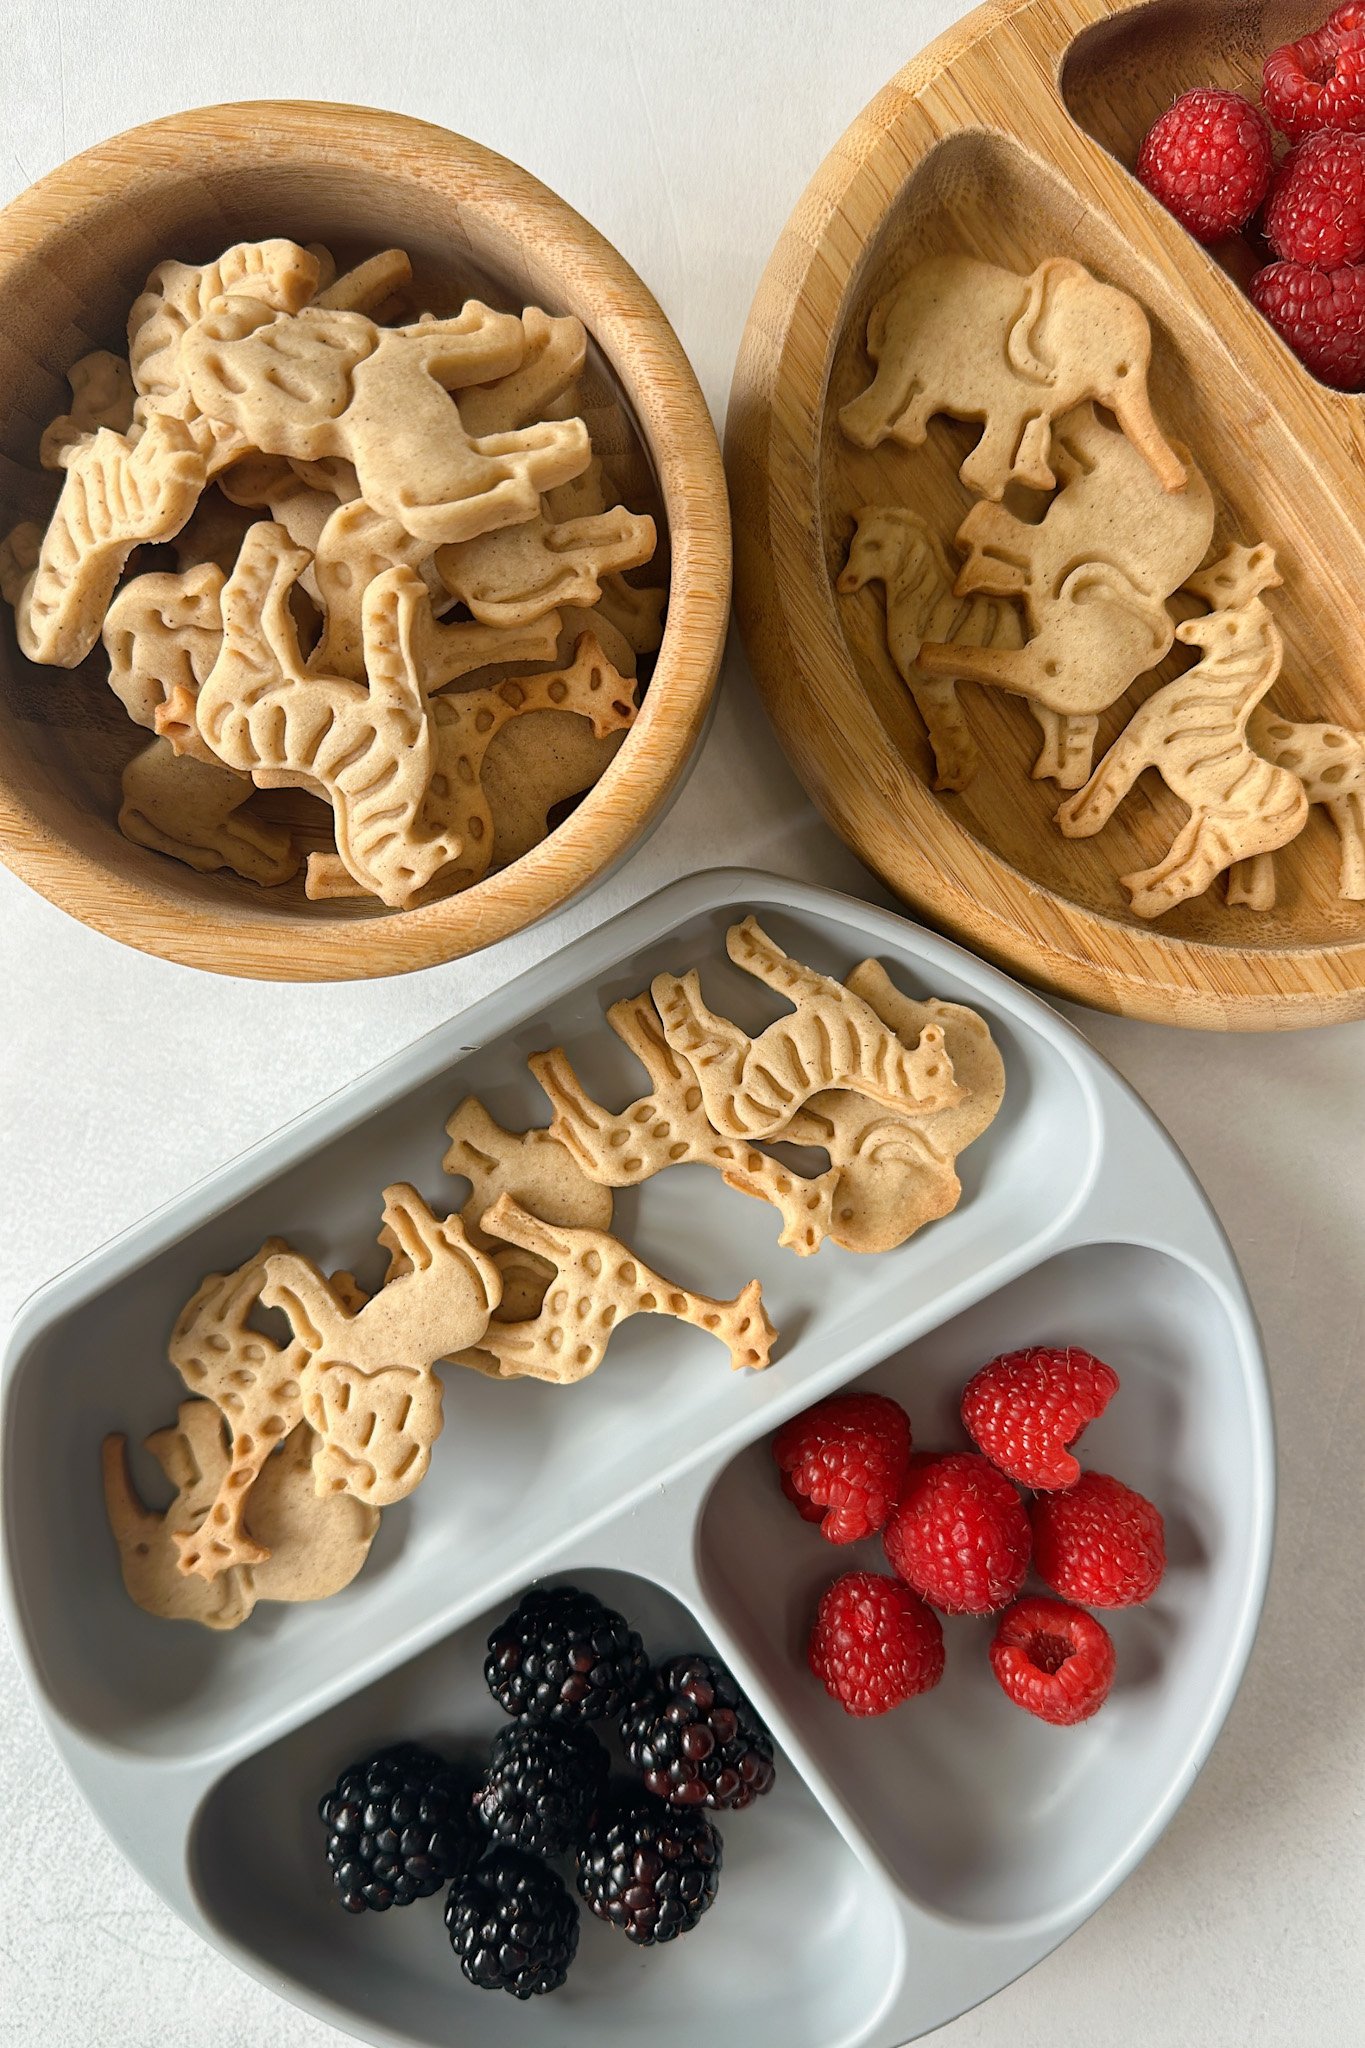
[1,4,1361,2042]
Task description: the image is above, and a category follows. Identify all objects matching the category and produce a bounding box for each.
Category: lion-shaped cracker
[119,736,299,886]
[102,1401,379,1629]
[4,413,206,666]
[839,253,1186,501]
[443,1098,615,1321]
[918,405,1215,787]
[1057,544,1308,916]
[39,350,136,470]
[182,295,591,546]
[435,501,656,628]
[262,1185,501,1506]
[453,1195,775,1384]
[531,993,840,1256]
[1231,705,1365,904]
[837,505,1024,793]
[103,561,225,747]
[651,916,961,1142]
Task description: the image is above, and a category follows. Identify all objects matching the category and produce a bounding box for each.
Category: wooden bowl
[727,0,1365,1030]
[0,102,729,980]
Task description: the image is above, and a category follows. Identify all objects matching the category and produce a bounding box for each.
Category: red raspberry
[772,1392,911,1543]
[883,1452,1030,1615]
[1031,1471,1166,1607]
[1265,131,1365,266]
[779,1469,826,1524]
[1264,6,1365,142]
[961,1345,1119,1491]
[1250,260,1365,387]
[1136,88,1273,241]
[990,1596,1116,1726]
[808,1571,945,1716]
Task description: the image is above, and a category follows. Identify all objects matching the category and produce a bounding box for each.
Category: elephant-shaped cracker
[837,505,1025,792]
[102,1401,379,1629]
[262,1185,501,1505]
[435,501,657,628]
[453,1195,775,1384]
[443,1097,615,1320]
[839,254,1186,500]
[39,350,136,469]
[1057,544,1308,916]
[531,993,841,1256]
[119,736,299,886]
[1230,706,1365,904]
[4,413,206,666]
[650,916,961,1142]
[182,295,591,545]
[102,561,224,748]
[781,960,1005,1254]
[918,405,1215,786]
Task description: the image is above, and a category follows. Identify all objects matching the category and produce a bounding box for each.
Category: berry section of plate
[0,869,1272,2047]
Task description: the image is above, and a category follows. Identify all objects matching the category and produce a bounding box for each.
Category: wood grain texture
[726,0,1365,1029]
[0,100,729,980]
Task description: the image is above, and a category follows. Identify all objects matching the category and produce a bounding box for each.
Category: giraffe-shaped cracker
[443,1098,615,1319]
[262,1185,500,1505]
[651,917,962,1142]
[1057,544,1309,916]
[119,736,300,886]
[530,994,840,1256]
[435,502,656,628]
[1229,706,1365,905]
[182,296,591,545]
[39,350,136,470]
[453,1195,775,1384]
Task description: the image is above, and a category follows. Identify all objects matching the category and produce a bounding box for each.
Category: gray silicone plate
[0,869,1274,2047]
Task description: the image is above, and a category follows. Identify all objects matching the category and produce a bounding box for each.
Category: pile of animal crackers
[0,238,666,906]
[102,916,1004,1630]
[837,252,1365,914]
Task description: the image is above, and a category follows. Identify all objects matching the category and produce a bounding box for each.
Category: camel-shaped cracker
[443,1097,615,1320]
[39,349,136,469]
[435,501,657,628]
[650,916,961,1142]
[918,406,1215,786]
[531,993,841,1256]
[4,414,206,666]
[1228,707,1365,905]
[182,295,591,545]
[262,1185,501,1505]
[102,561,225,746]
[838,254,1186,500]
[781,960,1006,1254]
[1057,544,1309,916]
[103,1402,379,1628]
[119,736,300,886]
[837,505,1025,792]
[458,308,587,434]
[454,1194,775,1383]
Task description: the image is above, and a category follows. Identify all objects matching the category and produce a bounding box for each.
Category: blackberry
[473,1719,609,1857]
[484,1584,649,1723]
[576,1793,722,1944]
[445,1847,579,1998]
[318,1742,479,1913]
[620,1652,776,1811]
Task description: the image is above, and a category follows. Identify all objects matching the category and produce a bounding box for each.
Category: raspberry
[1135,88,1273,241]
[1264,7,1365,142]
[1265,131,1365,266]
[808,1570,945,1716]
[779,1469,826,1524]
[1250,260,1365,387]
[1031,1471,1166,1607]
[990,1596,1116,1726]
[882,1452,1030,1615]
[772,1391,911,1543]
[960,1345,1119,1491]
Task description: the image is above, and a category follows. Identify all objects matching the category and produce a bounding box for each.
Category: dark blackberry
[620,1652,776,1812]
[473,1719,609,1857]
[576,1793,722,1944]
[318,1742,479,1913]
[445,1847,579,1998]
[484,1584,650,1723]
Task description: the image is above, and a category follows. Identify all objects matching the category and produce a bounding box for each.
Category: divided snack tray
[0,869,1273,2046]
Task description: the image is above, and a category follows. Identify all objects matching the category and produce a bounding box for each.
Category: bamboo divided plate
[727,0,1365,1030]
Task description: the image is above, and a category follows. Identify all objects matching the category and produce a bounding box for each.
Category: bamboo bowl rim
[0,100,730,980]
[726,0,1365,1031]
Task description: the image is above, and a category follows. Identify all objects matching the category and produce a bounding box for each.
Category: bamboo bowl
[0,102,729,980]
[728,0,1365,1029]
